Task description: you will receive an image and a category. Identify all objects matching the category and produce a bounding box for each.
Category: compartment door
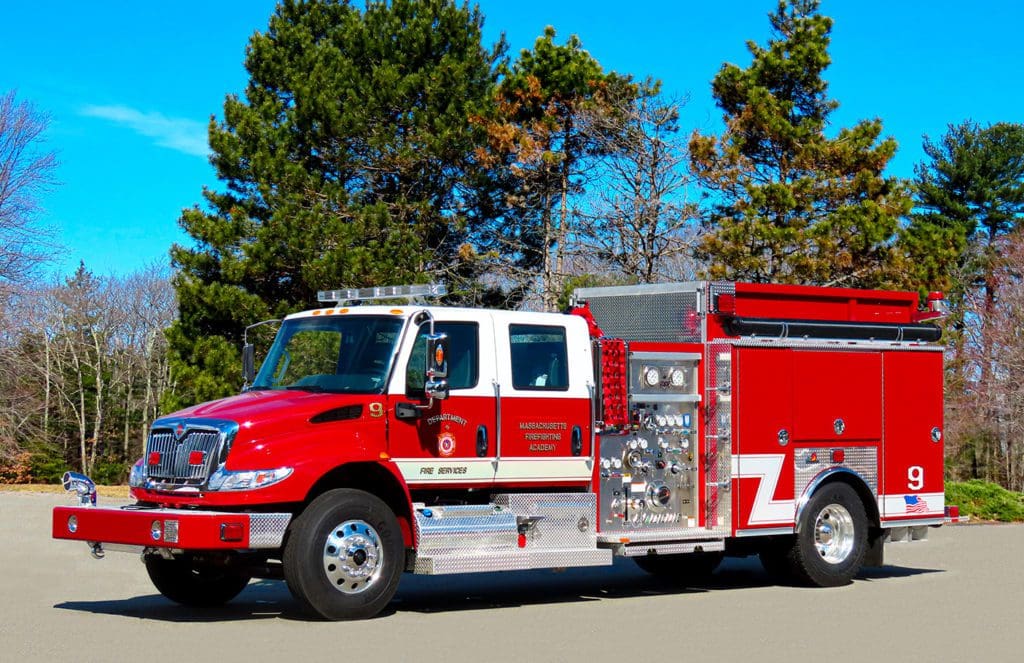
[792,351,883,444]
[881,351,945,520]
[733,347,795,531]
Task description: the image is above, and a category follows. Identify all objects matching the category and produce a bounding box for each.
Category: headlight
[206,467,293,491]
[128,459,146,488]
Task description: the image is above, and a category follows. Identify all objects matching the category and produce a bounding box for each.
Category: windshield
[252,315,405,394]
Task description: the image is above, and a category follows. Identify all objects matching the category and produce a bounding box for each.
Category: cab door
[492,316,593,487]
[387,314,497,488]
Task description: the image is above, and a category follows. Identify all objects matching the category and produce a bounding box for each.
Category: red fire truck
[53,281,947,620]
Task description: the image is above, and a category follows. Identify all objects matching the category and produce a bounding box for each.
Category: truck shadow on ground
[54,556,942,622]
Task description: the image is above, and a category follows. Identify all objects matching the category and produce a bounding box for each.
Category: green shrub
[90,459,129,486]
[945,480,1024,522]
[28,449,69,484]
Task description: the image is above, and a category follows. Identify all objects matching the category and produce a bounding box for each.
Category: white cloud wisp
[81,104,208,157]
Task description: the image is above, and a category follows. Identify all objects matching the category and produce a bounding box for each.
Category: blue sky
[2,0,1022,279]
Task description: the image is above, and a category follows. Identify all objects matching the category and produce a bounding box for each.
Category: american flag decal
[904,495,929,514]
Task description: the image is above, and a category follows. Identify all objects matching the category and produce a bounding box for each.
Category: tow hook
[90,542,105,559]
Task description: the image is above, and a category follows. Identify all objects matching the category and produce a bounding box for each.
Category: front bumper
[52,505,291,551]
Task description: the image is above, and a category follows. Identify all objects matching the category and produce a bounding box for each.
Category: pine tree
[474,27,632,310]
[166,0,504,407]
[689,0,911,288]
[906,121,1024,310]
[905,121,1024,473]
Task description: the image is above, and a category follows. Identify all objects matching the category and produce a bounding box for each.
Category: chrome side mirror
[242,342,256,388]
[424,333,449,401]
[425,379,450,401]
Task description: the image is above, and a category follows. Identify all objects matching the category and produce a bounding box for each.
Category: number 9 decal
[907,465,924,490]
[369,402,385,418]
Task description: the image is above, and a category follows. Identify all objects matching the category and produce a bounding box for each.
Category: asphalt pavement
[4,490,1022,663]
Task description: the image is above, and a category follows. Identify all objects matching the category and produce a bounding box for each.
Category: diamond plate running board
[412,548,613,575]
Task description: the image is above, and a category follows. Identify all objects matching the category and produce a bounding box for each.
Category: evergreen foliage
[905,121,1024,314]
[475,27,633,309]
[167,0,504,407]
[689,0,911,288]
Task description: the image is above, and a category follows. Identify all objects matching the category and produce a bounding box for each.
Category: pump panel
[598,352,702,535]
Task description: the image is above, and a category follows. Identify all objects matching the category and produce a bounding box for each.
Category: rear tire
[283,488,404,620]
[144,556,251,607]
[633,551,723,585]
[787,482,867,587]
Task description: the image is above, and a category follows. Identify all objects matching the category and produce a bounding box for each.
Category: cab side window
[509,324,569,391]
[406,322,479,395]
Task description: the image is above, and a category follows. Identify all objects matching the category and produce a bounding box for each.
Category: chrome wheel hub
[813,504,855,564]
[322,520,383,594]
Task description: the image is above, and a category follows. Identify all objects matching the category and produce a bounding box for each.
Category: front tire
[144,556,251,607]
[283,488,404,620]
[787,482,867,587]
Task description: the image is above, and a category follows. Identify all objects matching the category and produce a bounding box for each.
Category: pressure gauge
[670,368,686,388]
[656,415,668,428]
[644,367,660,387]
[639,438,649,449]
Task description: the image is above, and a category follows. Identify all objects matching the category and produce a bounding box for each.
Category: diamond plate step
[411,493,608,574]
[413,548,613,575]
[617,539,725,557]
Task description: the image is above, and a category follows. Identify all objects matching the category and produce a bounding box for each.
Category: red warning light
[220,522,244,542]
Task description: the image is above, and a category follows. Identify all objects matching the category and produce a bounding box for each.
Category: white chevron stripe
[732,454,794,525]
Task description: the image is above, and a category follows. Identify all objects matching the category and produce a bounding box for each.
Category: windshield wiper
[284,384,327,393]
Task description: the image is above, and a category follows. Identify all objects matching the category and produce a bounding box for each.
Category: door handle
[476,425,488,457]
[571,425,583,456]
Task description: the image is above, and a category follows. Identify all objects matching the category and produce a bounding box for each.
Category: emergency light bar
[317,283,447,304]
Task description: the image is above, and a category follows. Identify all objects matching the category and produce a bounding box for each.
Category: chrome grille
[146,428,222,485]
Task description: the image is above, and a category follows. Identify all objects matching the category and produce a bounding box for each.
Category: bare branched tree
[945,230,1024,491]
[0,264,176,480]
[113,264,175,455]
[0,90,58,294]
[572,82,702,283]
[0,295,45,463]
